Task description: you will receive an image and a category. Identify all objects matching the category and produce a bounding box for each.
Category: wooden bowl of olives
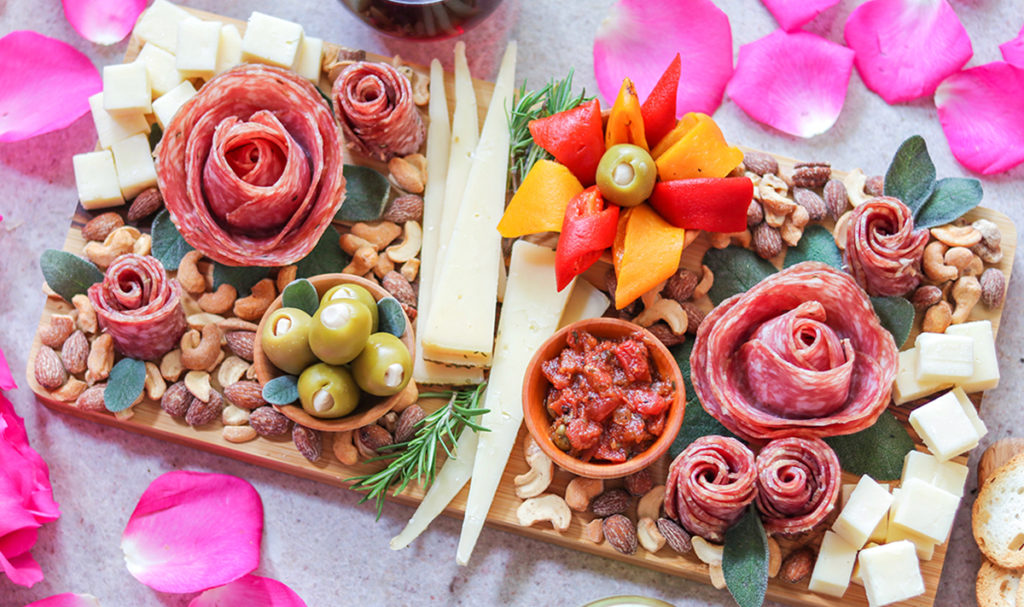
[254,273,417,433]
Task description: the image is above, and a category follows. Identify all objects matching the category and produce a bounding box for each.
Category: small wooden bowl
[522,318,685,479]
[254,273,416,432]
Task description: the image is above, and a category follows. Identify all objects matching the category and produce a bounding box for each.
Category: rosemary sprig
[507,69,591,191]
[347,383,489,518]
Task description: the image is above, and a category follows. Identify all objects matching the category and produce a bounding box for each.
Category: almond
[681,302,706,335]
[591,488,632,517]
[224,331,255,362]
[662,269,699,303]
[793,188,827,221]
[823,179,849,220]
[356,424,393,459]
[657,517,693,554]
[382,271,416,307]
[752,222,783,260]
[60,330,89,375]
[791,161,831,189]
[980,267,1006,309]
[393,404,425,444]
[779,547,815,583]
[603,514,638,555]
[747,200,764,227]
[75,384,107,411]
[126,187,163,222]
[250,406,291,436]
[39,315,75,349]
[743,152,778,176]
[34,346,67,390]
[81,211,124,241]
[624,469,654,497]
[161,381,191,417]
[647,322,685,347]
[223,380,266,410]
[293,424,323,462]
[865,174,885,197]
[382,194,424,224]
[186,390,223,427]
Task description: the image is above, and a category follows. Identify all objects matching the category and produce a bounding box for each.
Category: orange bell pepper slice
[497,159,584,238]
[605,78,648,151]
[650,112,703,160]
[612,204,688,309]
[654,114,744,181]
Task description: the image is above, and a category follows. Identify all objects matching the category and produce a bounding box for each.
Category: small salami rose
[332,61,425,161]
[843,196,928,296]
[665,435,757,542]
[755,437,841,535]
[87,254,186,361]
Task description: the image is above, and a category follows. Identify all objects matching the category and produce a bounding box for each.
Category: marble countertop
[1,0,1022,605]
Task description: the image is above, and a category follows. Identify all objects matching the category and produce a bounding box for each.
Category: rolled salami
[332,61,425,161]
[843,196,928,296]
[755,437,841,535]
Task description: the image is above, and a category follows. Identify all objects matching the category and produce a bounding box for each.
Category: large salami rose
[755,437,841,535]
[156,64,346,267]
[690,262,898,441]
[843,196,928,296]
[332,61,425,162]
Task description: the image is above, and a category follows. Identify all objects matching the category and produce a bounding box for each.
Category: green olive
[351,333,412,397]
[297,363,360,418]
[261,307,318,375]
[308,299,373,365]
[321,284,378,332]
[595,143,657,207]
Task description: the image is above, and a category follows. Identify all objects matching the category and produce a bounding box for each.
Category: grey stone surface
[1,0,1022,605]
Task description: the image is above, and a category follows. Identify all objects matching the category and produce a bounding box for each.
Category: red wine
[341,0,503,40]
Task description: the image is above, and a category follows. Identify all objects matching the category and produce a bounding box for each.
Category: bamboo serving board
[25,6,1019,606]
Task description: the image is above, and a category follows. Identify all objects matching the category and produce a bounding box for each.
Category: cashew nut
[833,210,854,250]
[180,324,223,371]
[187,312,226,330]
[411,71,429,106]
[52,378,88,402]
[972,218,1003,263]
[332,430,359,466]
[342,246,379,276]
[86,333,114,384]
[386,221,423,263]
[160,349,184,381]
[709,230,751,250]
[388,155,425,194]
[144,362,166,400]
[780,204,809,247]
[514,435,554,499]
[340,233,374,256]
[922,301,953,333]
[951,275,981,324]
[565,477,604,512]
[217,318,260,333]
[184,370,212,402]
[943,247,975,272]
[351,221,402,251]
[709,564,727,589]
[516,494,571,532]
[694,265,714,299]
[931,224,982,248]
[692,536,724,566]
[373,253,395,279]
[199,284,238,315]
[923,241,958,283]
[216,355,250,388]
[72,294,98,334]
[637,485,665,521]
[133,233,152,256]
[963,254,984,277]
[83,226,140,269]
[767,536,782,577]
[841,168,871,207]
[582,518,604,544]
[637,517,666,553]
[222,425,257,443]
[635,297,688,335]
[275,265,298,293]
[177,251,208,295]
[221,403,250,426]
[233,279,277,321]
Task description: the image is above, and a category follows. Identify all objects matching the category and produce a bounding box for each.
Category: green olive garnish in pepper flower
[595,143,657,207]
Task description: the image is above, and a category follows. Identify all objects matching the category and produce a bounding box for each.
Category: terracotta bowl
[254,273,416,432]
[522,317,685,479]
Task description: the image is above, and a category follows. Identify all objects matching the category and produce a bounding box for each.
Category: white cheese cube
[103,62,152,115]
[110,134,157,199]
[914,332,974,383]
[73,150,125,209]
[945,320,1000,392]
[901,450,969,497]
[89,92,149,150]
[152,81,197,130]
[951,386,988,438]
[559,279,611,328]
[833,476,893,548]
[893,348,951,405]
[215,25,243,75]
[851,542,879,586]
[885,522,936,561]
[909,389,983,461]
[859,541,925,607]
[241,12,304,68]
[292,35,323,82]
[133,0,192,53]
[840,482,889,543]
[890,478,960,544]
[808,531,858,598]
[175,18,221,80]
[134,43,183,98]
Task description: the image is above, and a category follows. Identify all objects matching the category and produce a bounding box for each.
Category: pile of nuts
[606,266,715,348]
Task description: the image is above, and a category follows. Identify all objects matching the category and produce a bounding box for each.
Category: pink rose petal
[844,0,972,104]
[726,30,854,138]
[25,593,102,607]
[594,0,733,115]
[62,0,146,45]
[935,62,1024,175]
[121,471,263,594]
[1001,25,1024,67]
[189,575,308,607]
[0,31,101,142]
[760,0,840,31]
[0,347,15,390]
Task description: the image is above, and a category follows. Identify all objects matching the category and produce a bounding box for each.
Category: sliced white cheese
[909,389,984,461]
[859,541,925,607]
[892,347,952,405]
[215,24,243,75]
[885,492,937,561]
[241,11,304,69]
[152,81,197,130]
[133,0,192,53]
[175,18,221,80]
[808,530,858,598]
[421,42,516,367]
[73,150,124,210]
[901,449,968,497]
[833,476,893,549]
[456,237,573,566]
[914,332,974,383]
[951,385,988,438]
[110,133,157,199]
[559,279,610,328]
[89,92,149,150]
[103,62,152,116]
[134,43,183,98]
[292,35,323,82]
[890,478,960,544]
[944,320,1000,392]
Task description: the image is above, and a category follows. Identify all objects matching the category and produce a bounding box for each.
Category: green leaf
[824,411,915,480]
[377,297,406,337]
[151,209,193,270]
[703,246,777,305]
[668,339,736,459]
[212,263,271,297]
[870,295,915,348]
[914,177,983,229]
[783,224,843,269]
[148,123,163,149]
[294,228,351,279]
[316,85,333,112]
[723,506,769,607]
[281,278,319,316]
[104,358,146,413]
[40,249,104,302]
[262,375,299,405]
[884,135,936,212]
[337,165,391,222]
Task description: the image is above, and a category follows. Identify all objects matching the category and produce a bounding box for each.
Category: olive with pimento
[309,299,373,365]
[297,363,360,418]
[595,143,657,207]
[261,307,318,375]
[320,284,379,332]
[351,332,412,396]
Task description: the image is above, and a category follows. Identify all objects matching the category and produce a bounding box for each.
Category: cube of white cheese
[133,0,192,53]
[951,386,988,438]
[840,482,889,544]
[73,150,125,209]
[134,43,183,98]
[152,81,197,130]
[103,62,152,115]
[808,530,858,598]
[110,134,157,199]
[859,541,925,607]
[945,320,1000,392]
[215,25,243,75]
[833,476,893,548]
[175,18,222,80]
[890,478,960,544]
[893,348,951,405]
[292,35,323,82]
[241,12,304,68]
[902,450,969,497]
[89,92,149,150]
[851,542,880,586]
[885,488,936,562]
[914,332,974,383]
[909,389,985,461]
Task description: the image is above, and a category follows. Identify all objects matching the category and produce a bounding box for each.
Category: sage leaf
[40,249,104,302]
[724,506,769,607]
[669,339,735,459]
[148,123,163,149]
[914,177,983,229]
[783,224,843,269]
[884,135,936,212]
[281,278,319,316]
[316,85,334,112]
[104,358,146,413]
[377,296,406,337]
[871,295,915,348]
[703,246,777,305]
[212,263,271,297]
[151,209,193,270]
[294,228,351,279]
[825,411,914,480]
[262,375,299,405]
[337,165,391,222]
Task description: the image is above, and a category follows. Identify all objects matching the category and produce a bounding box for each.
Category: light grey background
[1,0,1023,605]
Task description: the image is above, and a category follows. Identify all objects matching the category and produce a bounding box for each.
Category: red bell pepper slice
[648,177,753,233]
[528,99,605,186]
[555,186,619,291]
[641,54,681,150]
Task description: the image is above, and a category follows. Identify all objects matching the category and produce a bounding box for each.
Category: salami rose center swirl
[87,254,187,361]
[755,437,841,535]
[332,61,425,162]
[843,196,929,297]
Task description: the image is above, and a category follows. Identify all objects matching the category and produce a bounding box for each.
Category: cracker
[977,560,1021,607]
[974,452,1024,569]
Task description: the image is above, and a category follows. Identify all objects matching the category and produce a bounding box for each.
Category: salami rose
[156,64,345,267]
[843,196,928,296]
[87,254,187,361]
[665,436,757,542]
[690,262,898,441]
[332,61,425,161]
[755,437,841,535]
